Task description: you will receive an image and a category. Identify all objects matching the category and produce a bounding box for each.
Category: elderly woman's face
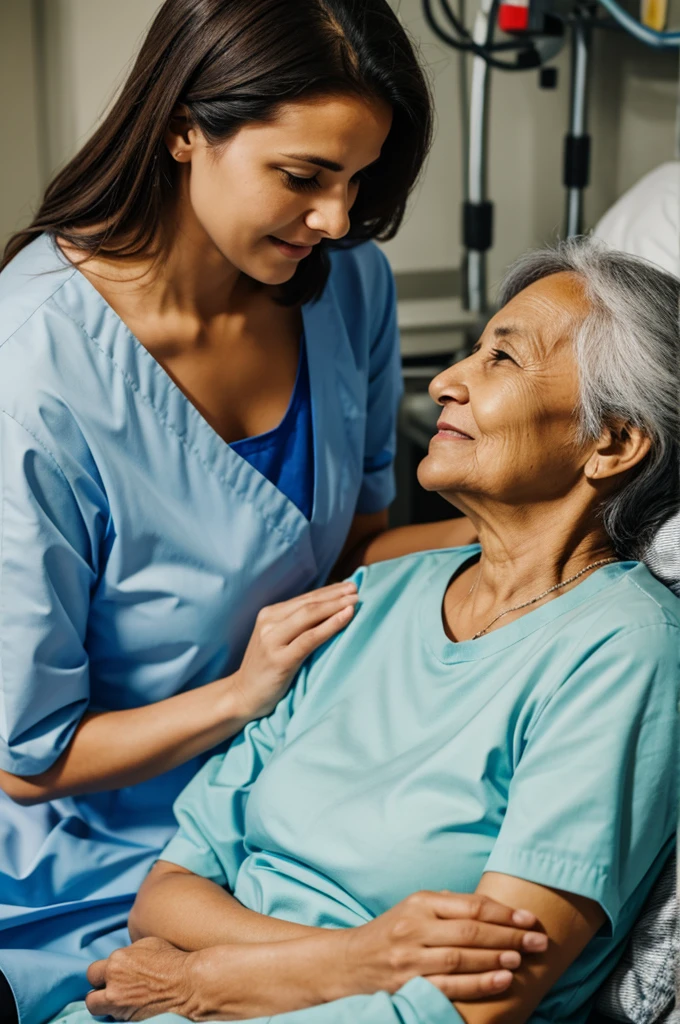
[418,272,592,507]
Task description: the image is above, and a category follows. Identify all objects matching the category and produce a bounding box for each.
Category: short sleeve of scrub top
[327,244,403,515]
[0,409,102,775]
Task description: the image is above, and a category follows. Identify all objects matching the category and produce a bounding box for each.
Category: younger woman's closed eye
[280,171,363,193]
[281,171,323,192]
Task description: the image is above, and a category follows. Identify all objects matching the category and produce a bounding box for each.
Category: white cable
[596,0,680,48]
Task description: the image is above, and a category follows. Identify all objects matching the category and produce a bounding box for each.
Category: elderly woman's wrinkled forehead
[491,271,590,359]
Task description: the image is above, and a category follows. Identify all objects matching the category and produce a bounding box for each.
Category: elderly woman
[52,238,679,1024]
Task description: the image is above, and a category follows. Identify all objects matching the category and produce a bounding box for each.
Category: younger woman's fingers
[446,918,543,952]
[286,605,356,660]
[419,918,540,953]
[276,595,359,644]
[431,891,539,931]
[265,583,358,619]
[427,969,515,1001]
[416,947,521,976]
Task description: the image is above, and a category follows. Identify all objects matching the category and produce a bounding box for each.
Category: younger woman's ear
[165,105,194,162]
[584,421,652,482]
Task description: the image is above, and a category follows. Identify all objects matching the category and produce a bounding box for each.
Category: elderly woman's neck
[443,506,617,642]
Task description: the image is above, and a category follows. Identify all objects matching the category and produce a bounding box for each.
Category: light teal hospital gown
[52,547,679,1024]
[0,234,402,1024]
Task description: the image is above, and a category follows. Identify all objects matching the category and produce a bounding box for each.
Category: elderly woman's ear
[583,421,652,483]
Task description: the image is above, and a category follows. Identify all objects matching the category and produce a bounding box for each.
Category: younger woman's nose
[305,190,351,240]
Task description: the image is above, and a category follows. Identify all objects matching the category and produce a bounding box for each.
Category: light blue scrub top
[0,233,402,1024]
[51,547,680,1024]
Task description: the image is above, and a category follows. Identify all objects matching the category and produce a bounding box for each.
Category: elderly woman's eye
[490,348,515,363]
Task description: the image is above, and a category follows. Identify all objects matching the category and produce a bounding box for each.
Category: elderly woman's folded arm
[120,868,604,1024]
[128,859,327,948]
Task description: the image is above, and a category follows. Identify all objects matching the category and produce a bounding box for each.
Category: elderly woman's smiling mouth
[434,418,474,441]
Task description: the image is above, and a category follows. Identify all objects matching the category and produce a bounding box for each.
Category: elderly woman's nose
[428,366,470,406]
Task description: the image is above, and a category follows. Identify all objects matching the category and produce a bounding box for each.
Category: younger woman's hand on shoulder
[230,582,358,722]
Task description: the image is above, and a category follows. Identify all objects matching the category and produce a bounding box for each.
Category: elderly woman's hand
[340,890,548,1001]
[85,937,201,1021]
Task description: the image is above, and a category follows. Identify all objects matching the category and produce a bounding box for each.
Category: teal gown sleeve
[51,976,459,1024]
[484,622,679,930]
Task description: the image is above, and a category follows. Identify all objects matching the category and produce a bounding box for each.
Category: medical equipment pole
[564,14,591,237]
[464,0,494,313]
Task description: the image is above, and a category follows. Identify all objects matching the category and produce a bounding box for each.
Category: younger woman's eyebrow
[278,154,381,173]
[278,153,344,172]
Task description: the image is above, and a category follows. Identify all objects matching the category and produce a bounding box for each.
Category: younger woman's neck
[146,203,248,320]
[64,196,253,323]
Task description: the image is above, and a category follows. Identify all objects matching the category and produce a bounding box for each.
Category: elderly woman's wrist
[309,927,370,1002]
[186,938,334,1018]
[186,945,244,1019]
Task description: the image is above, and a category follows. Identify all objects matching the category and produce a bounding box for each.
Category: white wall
[2,0,679,285]
[0,1,42,247]
[381,0,680,285]
[38,0,161,176]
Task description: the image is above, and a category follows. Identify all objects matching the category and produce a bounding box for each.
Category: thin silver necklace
[465,557,619,640]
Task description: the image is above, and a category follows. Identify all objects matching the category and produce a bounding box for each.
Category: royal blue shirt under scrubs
[0,233,402,1024]
[231,334,314,520]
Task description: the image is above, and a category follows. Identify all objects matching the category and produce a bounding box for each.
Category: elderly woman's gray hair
[497,236,680,567]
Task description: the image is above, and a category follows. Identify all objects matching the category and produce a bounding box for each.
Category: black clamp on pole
[463,200,494,252]
[563,134,591,190]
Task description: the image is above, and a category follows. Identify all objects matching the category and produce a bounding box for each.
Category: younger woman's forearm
[0,673,249,806]
[362,517,477,565]
[0,581,360,807]
[129,865,326,949]
[339,517,477,576]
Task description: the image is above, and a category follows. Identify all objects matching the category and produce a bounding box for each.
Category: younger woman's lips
[269,236,314,260]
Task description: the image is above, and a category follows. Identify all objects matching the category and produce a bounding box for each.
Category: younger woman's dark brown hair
[2,0,433,305]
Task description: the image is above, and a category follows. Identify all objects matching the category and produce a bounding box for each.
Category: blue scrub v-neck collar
[44,233,325,533]
[420,545,638,663]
